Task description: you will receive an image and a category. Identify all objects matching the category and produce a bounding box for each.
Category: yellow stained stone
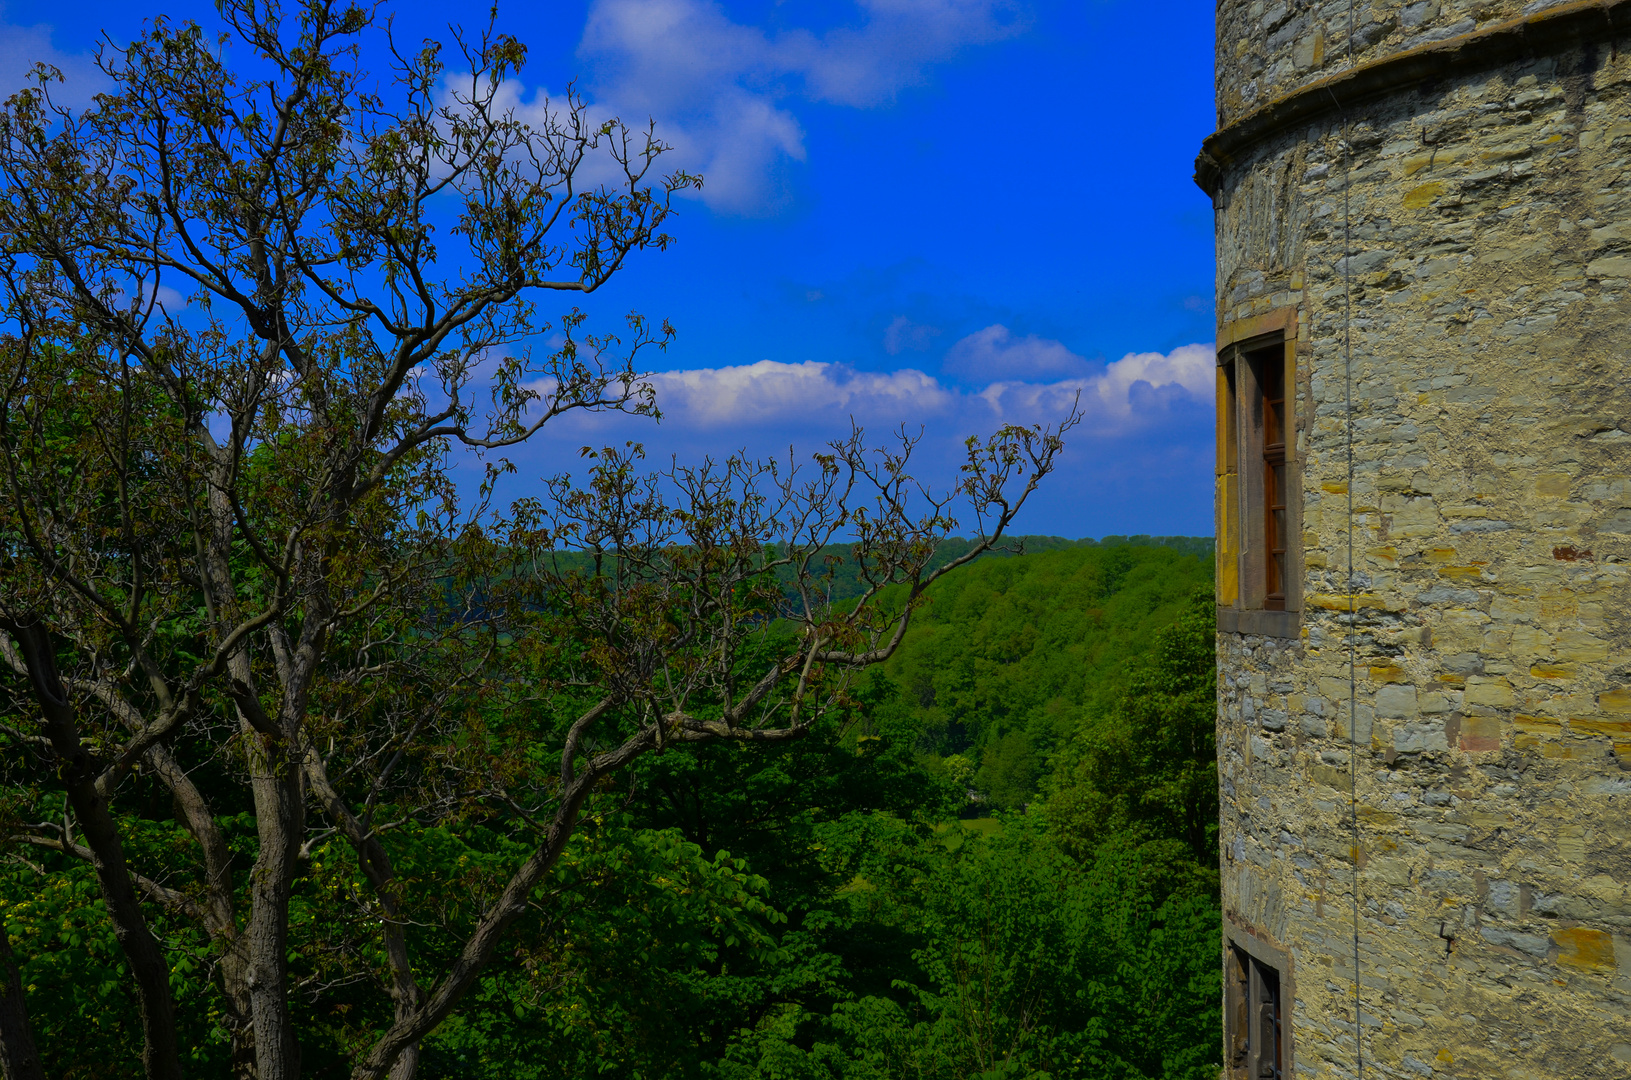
[1535,473,1571,497]
[1515,715,1563,735]
[1553,927,1616,971]
[1403,181,1446,209]
[1600,688,1631,715]
[1572,717,1631,737]
[1369,664,1408,683]
[1307,593,1387,610]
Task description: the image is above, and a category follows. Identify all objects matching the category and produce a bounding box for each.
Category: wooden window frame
[1216,307,1300,638]
[1224,922,1296,1079]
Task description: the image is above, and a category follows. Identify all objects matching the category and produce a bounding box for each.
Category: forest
[0,4,1221,1076]
[2,540,1222,1079]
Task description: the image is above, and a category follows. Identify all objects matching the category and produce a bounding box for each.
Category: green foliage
[421,820,783,1079]
[760,534,1212,610]
[695,551,1223,1080]
[2,863,140,1080]
[1044,588,1220,899]
[0,815,235,1079]
[874,544,1213,809]
[1,543,1220,1078]
[717,820,1220,1080]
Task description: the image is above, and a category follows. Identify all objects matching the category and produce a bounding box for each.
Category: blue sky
[1,0,1218,537]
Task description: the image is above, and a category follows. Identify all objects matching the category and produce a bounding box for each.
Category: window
[1227,945,1284,1079]
[1254,347,1288,611]
[1215,308,1299,637]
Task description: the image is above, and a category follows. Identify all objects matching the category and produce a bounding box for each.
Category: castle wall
[1211,14,1631,1079]
[1217,0,1597,126]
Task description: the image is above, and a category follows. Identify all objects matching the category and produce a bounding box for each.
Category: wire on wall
[1341,0,1363,1077]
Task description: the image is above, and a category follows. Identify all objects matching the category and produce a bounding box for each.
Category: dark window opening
[1227,945,1283,1079]
[1247,347,1288,611]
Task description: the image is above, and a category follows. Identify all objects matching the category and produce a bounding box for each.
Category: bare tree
[0,2,1079,1078]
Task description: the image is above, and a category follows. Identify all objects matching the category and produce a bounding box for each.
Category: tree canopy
[0,2,1076,1078]
[2,533,1220,1079]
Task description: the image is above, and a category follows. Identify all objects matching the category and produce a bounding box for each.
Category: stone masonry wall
[1214,29,1631,1080]
[1217,0,1602,126]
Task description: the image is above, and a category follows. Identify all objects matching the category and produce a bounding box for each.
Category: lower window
[1227,944,1284,1079]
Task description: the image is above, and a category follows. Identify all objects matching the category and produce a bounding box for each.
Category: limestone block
[1376,684,1419,718]
[1391,721,1447,754]
[1554,630,1609,663]
[1553,927,1616,971]
[1464,677,1514,709]
[1458,715,1500,751]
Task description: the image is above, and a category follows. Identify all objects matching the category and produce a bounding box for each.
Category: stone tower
[1197,1,1631,1077]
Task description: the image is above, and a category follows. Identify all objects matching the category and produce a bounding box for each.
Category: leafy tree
[877,545,1211,810]
[698,569,1223,1080]
[0,3,1076,1078]
[547,567,1225,1080]
[414,817,785,1080]
[718,818,1220,1080]
[1044,587,1219,900]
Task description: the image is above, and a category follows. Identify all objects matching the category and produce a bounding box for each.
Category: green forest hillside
[766,535,1212,608]
[871,543,1214,811]
[3,542,1222,1080]
[435,542,1223,1079]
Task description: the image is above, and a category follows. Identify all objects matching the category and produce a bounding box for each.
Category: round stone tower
[1198,2,1631,1077]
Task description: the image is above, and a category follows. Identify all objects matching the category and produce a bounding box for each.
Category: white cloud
[499,341,1217,536]
[540,341,1212,437]
[643,359,953,427]
[770,0,1028,107]
[0,2,1020,214]
[942,329,1212,421]
[0,19,110,110]
[577,0,1025,212]
[974,341,1213,423]
[121,279,188,313]
[1086,343,1213,415]
[942,324,1089,382]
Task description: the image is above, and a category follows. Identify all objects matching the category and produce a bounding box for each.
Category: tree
[717,817,1222,1080]
[0,4,1078,1078]
[1044,587,1218,898]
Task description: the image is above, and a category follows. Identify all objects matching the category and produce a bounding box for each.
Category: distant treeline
[768,534,1214,605]
[982,534,1214,558]
[519,535,1215,611]
[868,541,1214,809]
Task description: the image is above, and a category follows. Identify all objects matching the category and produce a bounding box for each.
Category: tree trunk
[0,928,44,1080]
[222,946,262,1080]
[2,622,184,1080]
[198,445,279,1078]
[351,762,618,1080]
[63,781,186,1080]
[385,1044,419,1080]
[244,726,305,1080]
[146,744,257,1077]
[304,753,422,1080]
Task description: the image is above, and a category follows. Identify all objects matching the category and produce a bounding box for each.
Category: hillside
[870,542,1213,808]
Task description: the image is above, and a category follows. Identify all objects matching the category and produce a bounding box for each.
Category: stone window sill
[1217,607,1300,638]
